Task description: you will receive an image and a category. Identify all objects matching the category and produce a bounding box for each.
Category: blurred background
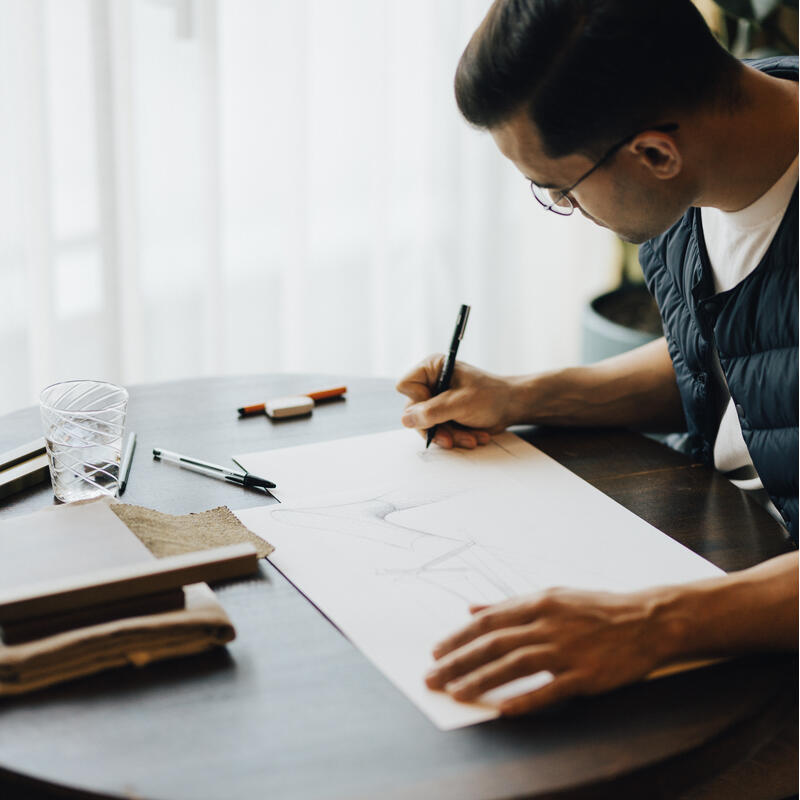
[0,0,795,415]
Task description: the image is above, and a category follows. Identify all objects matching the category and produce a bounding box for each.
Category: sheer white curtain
[0,0,616,416]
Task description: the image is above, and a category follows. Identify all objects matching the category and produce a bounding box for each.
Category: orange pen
[305,386,348,402]
[237,386,347,417]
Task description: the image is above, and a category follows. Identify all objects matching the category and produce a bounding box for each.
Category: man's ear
[628,131,682,179]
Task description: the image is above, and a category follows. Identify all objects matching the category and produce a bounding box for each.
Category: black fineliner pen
[426,304,471,449]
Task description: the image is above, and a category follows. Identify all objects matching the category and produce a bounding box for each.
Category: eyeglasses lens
[530,183,573,215]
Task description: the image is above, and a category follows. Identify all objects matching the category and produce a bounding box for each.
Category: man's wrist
[641,584,701,667]
[504,370,563,427]
[640,552,799,666]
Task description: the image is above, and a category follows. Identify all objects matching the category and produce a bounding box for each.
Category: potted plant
[581,240,662,363]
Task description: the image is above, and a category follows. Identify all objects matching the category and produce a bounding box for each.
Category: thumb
[395,354,445,404]
[401,392,459,430]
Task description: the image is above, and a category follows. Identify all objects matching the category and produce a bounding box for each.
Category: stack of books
[0,499,260,695]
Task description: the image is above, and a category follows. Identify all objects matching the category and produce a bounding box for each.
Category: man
[396,0,798,722]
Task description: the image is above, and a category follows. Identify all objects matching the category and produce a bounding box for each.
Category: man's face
[490,110,687,244]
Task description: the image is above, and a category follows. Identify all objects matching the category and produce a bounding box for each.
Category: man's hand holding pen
[396,355,522,449]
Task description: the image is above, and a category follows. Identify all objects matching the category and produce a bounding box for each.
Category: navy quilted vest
[639,56,798,543]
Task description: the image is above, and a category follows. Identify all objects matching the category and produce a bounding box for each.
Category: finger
[499,673,581,716]
[395,354,445,403]
[426,626,537,689]
[414,424,465,450]
[433,431,454,449]
[401,392,464,431]
[445,645,553,702]
[469,604,489,614]
[452,429,477,449]
[406,416,451,447]
[435,425,491,449]
[433,602,543,659]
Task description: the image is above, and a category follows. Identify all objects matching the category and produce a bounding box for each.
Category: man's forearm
[509,337,686,431]
[650,551,799,664]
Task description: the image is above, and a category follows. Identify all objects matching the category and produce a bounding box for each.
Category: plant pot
[581,284,662,364]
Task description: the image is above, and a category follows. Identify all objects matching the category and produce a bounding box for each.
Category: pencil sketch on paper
[268,487,578,609]
[235,429,726,730]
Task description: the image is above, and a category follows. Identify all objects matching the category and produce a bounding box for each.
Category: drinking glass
[39,380,129,503]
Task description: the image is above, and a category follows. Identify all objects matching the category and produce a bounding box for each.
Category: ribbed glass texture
[39,380,128,502]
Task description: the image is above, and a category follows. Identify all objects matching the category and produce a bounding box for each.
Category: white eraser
[265,395,314,419]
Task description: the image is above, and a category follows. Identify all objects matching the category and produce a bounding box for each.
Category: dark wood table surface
[0,375,796,800]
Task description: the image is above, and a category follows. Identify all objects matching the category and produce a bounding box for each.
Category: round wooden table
[0,375,795,800]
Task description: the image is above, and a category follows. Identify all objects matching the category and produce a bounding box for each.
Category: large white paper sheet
[235,430,723,730]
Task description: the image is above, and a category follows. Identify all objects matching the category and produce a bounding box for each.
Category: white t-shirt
[700,155,798,522]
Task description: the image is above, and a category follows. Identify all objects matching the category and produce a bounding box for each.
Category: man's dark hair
[455,0,742,158]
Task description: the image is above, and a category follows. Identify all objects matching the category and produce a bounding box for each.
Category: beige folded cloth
[0,583,234,696]
[110,503,274,559]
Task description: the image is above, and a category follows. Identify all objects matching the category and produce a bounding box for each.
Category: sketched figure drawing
[270,488,549,606]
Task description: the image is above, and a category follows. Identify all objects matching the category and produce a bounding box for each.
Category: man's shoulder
[641,55,797,281]
[743,54,798,80]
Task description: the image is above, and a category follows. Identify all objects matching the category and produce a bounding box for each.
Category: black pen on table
[152,447,276,491]
[118,432,137,496]
[426,304,471,449]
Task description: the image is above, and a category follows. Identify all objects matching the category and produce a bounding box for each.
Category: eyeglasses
[530,123,679,216]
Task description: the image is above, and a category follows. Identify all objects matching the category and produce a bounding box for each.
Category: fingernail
[446,680,469,699]
[401,412,417,428]
[477,432,491,444]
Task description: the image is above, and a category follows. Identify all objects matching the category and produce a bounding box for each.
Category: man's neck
[692,64,798,213]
